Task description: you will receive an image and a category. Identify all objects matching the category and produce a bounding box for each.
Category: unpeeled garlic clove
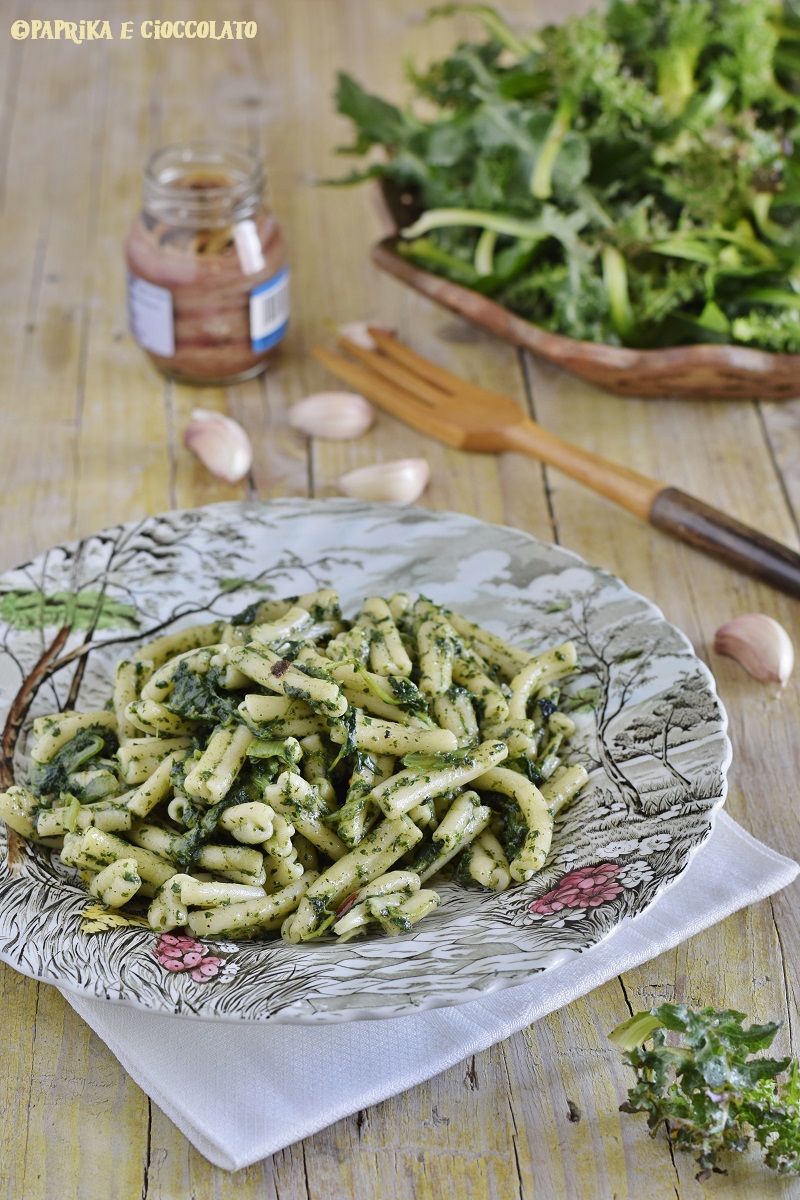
[288,392,375,440]
[184,409,253,483]
[338,321,396,350]
[713,613,794,687]
[338,458,430,504]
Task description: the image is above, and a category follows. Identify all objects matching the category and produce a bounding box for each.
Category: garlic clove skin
[338,321,396,351]
[713,613,794,688]
[288,392,375,441]
[184,409,253,483]
[338,458,430,504]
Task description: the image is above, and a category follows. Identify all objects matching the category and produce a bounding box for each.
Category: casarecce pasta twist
[0,590,588,944]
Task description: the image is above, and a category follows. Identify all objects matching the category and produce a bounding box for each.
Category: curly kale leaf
[732,307,800,352]
[611,1004,800,1181]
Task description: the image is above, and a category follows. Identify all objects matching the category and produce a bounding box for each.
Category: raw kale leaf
[611,1003,800,1180]
[332,1,800,353]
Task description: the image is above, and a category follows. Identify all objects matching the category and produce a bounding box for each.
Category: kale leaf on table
[610,1003,800,1180]
[332,0,800,352]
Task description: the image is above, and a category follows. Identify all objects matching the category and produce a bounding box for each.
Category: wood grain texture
[0,1,798,1199]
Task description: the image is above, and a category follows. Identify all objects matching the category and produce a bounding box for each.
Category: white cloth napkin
[60,812,798,1172]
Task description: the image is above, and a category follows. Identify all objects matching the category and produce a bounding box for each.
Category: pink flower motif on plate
[154,932,224,982]
[530,862,624,916]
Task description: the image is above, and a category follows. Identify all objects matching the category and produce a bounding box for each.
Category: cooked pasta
[0,588,588,945]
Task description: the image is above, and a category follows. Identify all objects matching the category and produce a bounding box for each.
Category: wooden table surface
[1,2,799,1197]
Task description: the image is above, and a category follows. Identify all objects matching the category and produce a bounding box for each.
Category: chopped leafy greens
[333,0,800,352]
[26,727,118,800]
[169,766,265,868]
[330,706,358,768]
[166,661,240,726]
[246,738,301,766]
[610,1004,800,1180]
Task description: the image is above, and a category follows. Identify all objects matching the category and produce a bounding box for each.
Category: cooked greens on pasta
[0,590,588,944]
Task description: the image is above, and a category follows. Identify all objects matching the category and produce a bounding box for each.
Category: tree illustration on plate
[0,507,357,871]
[517,579,711,817]
[0,579,139,860]
[556,591,655,811]
[611,671,719,789]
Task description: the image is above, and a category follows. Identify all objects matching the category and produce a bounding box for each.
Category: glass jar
[126,141,289,385]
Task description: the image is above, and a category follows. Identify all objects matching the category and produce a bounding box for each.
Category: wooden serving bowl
[371,238,800,402]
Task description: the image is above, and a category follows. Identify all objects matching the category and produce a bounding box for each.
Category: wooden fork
[313,329,800,598]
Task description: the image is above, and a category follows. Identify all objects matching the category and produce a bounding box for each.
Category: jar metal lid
[142,141,266,228]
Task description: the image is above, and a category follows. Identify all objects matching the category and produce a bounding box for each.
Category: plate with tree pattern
[0,500,730,1022]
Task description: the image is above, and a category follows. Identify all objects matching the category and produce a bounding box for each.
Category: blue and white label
[127,272,175,357]
[250,267,290,353]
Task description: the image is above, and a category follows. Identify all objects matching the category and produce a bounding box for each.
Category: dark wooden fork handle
[648,488,800,597]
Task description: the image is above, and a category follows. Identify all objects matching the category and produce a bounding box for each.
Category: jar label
[250,267,290,353]
[127,273,175,358]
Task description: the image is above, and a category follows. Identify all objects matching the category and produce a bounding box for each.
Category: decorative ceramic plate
[0,500,730,1023]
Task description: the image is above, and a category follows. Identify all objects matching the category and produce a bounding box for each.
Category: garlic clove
[288,392,375,441]
[713,613,794,687]
[338,458,430,504]
[184,409,253,483]
[338,321,396,351]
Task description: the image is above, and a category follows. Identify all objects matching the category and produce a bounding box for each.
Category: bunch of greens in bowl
[332,0,800,352]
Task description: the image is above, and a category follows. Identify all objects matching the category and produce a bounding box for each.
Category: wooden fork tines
[316,328,536,452]
[315,328,668,514]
